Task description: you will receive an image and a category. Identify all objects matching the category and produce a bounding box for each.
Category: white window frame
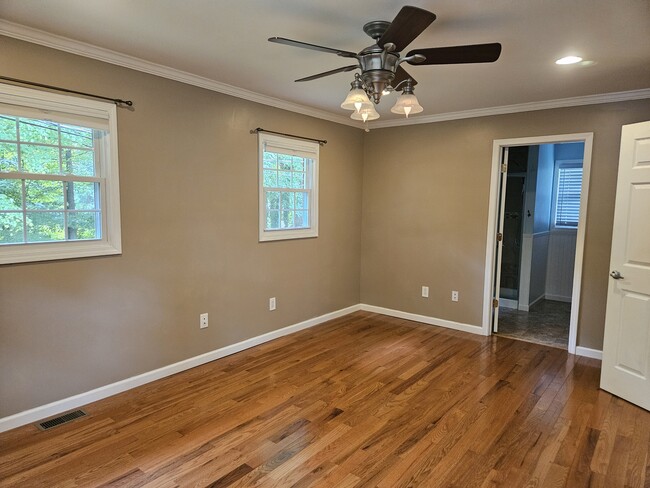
[551,159,583,230]
[0,83,121,264]
[258,132,319,242]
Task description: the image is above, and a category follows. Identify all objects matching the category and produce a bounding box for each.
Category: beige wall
[0,38,364,417]
[2,35,649,419]
[361,99,650,350]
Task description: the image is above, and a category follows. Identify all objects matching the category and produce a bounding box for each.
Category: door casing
[482,133,594,355]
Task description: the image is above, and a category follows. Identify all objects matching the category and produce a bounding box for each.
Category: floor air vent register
[36,409,87,430]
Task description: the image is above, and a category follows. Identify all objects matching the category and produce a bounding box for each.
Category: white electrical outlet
[200,313,208,329]
[451,291,459,302]
[421,286,429,298]
[269,297,276,311]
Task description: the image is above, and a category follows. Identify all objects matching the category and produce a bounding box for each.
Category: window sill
[0,240,122,265]
[259,227,318,242]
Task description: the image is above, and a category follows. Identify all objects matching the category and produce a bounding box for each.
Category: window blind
[555,166,583,227]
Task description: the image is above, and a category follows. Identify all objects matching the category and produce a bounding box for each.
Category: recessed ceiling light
[555,56,583,65]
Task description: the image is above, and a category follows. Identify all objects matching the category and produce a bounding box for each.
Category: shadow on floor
[497,299,570,348]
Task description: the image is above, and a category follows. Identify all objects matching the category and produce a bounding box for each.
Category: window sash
[263,188,312,231]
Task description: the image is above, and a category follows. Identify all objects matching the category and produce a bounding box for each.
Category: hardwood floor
[1,311,648,487]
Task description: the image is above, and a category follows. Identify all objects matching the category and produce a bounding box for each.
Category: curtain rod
[250,128,327,145]
[0,76,133,107]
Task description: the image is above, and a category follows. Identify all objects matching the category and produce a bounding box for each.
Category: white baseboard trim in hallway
[0,304,361,433]
[575,346,603,360]
[360,304,484,336]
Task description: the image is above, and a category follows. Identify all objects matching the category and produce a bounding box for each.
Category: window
[258,133,318,241]
[0,84,121,264]
[553,162,583,228]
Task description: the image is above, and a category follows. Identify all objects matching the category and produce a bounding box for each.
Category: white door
[492,147,509,332]
[601,120,650,411]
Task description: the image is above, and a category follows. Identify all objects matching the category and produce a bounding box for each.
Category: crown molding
[368,88,650,129]
[0,20,361,128]
[2,20,649,131]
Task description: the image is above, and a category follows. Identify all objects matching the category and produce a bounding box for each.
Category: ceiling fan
[269,5,502,120]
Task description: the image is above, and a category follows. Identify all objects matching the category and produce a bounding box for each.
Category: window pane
[295,192,308,210]
[267,209,279,229]
[0,143,18,172]
[20,144,60,174]
[278,171,291,188]
[19,119,59,144]
[62,148,95,176]
[281,192,294,210]
[263,152,277,169]
[281,210,294,228]
[292,157,305,172]
[295,210,309,228]
[292,172,305,189]
[26,211,64,242]
[68,212,100,240]
[66,182,99,210]
[25,180,64,210]
[0,179,22,210]
[0,212,24,244]
[266,191,280,210]
[263,169,278,188]
[555,167,582,227]
[278,154,292,170]
[60,124,93,149]
[0,116,17,140]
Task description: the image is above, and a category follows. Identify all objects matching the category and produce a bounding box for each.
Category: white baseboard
[530,294,545,307]
[360,304,485,336]
[499,298,518,309]
[575,346,603,360]
[517,294,545,312]
[0,304,361,433]
[545,294,572,303]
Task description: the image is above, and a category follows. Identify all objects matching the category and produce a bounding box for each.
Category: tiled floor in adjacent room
[497,299,571,348]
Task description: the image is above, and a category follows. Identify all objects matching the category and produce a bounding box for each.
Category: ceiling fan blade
[378,6,436,52]
[406,43,502,65]
[295,65,359,82]
[269,37,358,58]
[392,65,417,89]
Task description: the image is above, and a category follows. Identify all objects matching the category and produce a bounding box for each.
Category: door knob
[610,270,624,280]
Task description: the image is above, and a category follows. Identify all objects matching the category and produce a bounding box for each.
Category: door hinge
[496,232,503,242]
[493,298,499,308]
[501,163,508,173]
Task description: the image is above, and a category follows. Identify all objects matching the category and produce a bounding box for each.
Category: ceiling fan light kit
[340,75,373,112]
[350,105,380,122]
[269,5,501,123]
[390,80,423,118]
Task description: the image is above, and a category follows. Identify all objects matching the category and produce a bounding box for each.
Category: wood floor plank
[1,311,648,487]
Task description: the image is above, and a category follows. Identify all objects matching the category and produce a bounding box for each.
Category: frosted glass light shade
[390,93,423,118]
[350,106,379,122]
[341,88,372,112]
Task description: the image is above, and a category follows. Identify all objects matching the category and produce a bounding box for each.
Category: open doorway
[482,133,594,355]
[497,142,585,348]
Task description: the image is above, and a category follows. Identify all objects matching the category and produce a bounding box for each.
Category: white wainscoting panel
[530,232,550,306]
[518,234,533,310]
[546,229,577,301]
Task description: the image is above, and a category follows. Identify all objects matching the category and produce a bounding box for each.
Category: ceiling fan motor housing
[358,45,399,102]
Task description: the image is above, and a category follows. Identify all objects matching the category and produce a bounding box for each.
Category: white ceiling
[1,0,649,125]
